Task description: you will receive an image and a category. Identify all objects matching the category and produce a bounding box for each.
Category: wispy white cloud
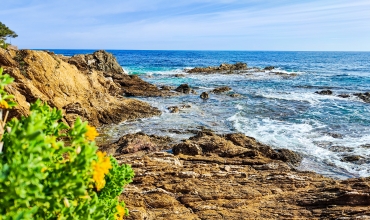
[1,0,370,50]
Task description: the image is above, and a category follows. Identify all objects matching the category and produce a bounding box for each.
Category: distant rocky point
[185,62,248,74]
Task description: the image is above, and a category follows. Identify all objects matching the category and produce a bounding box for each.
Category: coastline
[1,48,369,219]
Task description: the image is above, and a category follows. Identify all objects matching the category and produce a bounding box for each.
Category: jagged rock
[67,50,175,97]
[68,50,124,77]
[108,132,370,219]
[200,92,209,99]
[315,90,333,95]
[275,149,302,166]
[0,48,161,126]
[211,86,231,94]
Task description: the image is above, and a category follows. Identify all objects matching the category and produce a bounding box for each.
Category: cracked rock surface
[101,132,370,220]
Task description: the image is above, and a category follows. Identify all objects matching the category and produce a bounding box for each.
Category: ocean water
[51,50,370,179]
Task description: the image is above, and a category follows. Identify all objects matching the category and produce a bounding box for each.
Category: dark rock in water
[342,155,363,162]
[186,62,248,74]
[229,93,241,98]
[200,92,209,99]
[354,92,370,103]
[315,90,333,95]
[211,86,231,94]
[191,89,197,95]
[264,66,275,71]
[175,84,191,94]
[338,94,350,98]
[329,146,354,153]
[167,106,179,113]
[275,149,303,166]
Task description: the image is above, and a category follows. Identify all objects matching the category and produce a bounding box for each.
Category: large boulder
[0,48,160,126]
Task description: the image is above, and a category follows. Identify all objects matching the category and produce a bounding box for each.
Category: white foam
[259,91,345,105]
[227,113,370,177]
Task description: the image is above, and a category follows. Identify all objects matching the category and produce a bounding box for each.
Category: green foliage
[0,67,16,109]
[0,22,18,41]
[0,40,9,49]
[0,68,134,219]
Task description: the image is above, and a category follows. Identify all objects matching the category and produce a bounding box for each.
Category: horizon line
[31,49,370,53]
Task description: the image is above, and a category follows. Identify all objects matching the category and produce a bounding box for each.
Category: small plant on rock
[0,67,134,219]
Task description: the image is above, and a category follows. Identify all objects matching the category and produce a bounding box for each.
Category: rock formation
[100,132,370,219]
[0,48,160,126]
[64,50,174,97]
[186,62,248,74]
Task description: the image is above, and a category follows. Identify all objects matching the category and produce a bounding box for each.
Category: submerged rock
[229,93,241,98]
[315,90,333,95]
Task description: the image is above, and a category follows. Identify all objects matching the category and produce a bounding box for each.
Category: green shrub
[0,67,134,219]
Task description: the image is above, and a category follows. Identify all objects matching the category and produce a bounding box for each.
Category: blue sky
[1,0,370,50]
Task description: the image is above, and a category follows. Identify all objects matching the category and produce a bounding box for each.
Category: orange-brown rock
[103,132,370,220]
[0,48,160,126]
[65,50,176,97]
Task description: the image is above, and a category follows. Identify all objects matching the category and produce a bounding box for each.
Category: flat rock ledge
[100,132,370,220]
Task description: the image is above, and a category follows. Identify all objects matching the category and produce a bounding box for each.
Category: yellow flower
[115,204,126,220]
[0,100,9,109]
[85,125,99,141]
[92,151,112,191]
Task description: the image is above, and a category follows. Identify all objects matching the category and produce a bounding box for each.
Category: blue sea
[51,50,370,179]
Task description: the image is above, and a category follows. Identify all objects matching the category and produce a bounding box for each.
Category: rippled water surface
[52,50,370,179]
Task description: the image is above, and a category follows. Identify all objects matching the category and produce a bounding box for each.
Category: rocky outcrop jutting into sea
[102,131,370,219]
[0,48,160,126]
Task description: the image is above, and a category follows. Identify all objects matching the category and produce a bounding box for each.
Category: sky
[1,0,370,51]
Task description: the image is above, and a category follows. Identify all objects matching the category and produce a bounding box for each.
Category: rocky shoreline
[102,131,370,219]
[1,48,370,219]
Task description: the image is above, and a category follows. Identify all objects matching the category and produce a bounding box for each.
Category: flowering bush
[0,67,134,219]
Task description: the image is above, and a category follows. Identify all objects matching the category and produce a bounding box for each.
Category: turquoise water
[51,50,370,179]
